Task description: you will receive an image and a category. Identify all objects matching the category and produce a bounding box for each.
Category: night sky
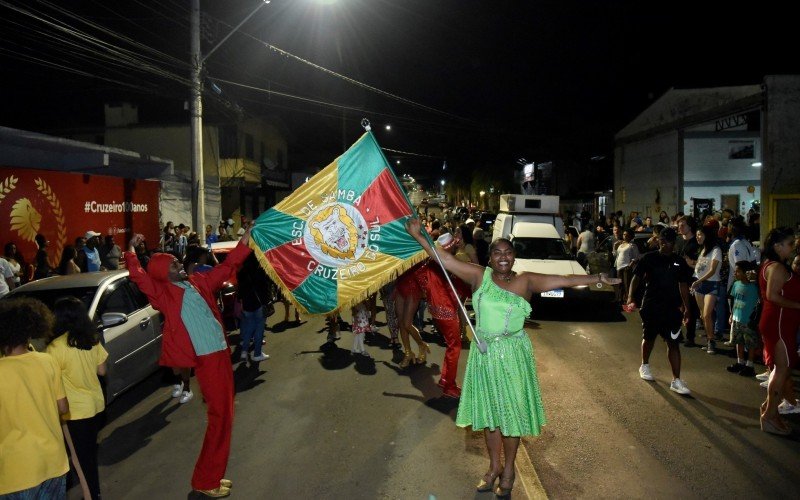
[1,0,796,187]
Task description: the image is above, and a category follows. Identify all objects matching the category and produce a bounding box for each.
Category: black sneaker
[739,366,756,377]
[705,340,716,354]
[727,363,744,373]
[685,340,699,348]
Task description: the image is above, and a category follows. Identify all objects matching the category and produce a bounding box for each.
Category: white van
[508,222,616,309]
[492,194,565,241]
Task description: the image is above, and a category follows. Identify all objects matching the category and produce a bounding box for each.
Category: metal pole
[422,233,487,353]
[190,0,205,235]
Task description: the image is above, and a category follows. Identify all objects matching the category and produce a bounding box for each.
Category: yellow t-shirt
[0,351,69,495]
[46,334,108,420]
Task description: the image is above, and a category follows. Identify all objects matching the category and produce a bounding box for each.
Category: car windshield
[512,237,572,260]
[9,287,97,311]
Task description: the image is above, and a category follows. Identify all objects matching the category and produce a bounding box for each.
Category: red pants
[191,350,235,490]
[434,318,461,390]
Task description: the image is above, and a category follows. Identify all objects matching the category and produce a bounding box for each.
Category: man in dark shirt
[627,227,692,395]
[676,216,701,347]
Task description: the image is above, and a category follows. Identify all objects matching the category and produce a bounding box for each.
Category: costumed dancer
[405,218,620,497]
[125,232,252,498]
[424,232,471,398]
[394,261,431,367]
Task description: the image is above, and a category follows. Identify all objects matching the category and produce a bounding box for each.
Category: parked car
[509,223,616,312]
[5,271,164,404]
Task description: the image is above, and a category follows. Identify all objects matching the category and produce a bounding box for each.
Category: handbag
[255,285,276,318]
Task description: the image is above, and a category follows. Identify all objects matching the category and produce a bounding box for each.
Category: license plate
[541,289,564,298]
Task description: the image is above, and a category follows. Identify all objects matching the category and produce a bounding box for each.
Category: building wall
[614,131,681,218]
[763,75,800,234]
[103,125,222,229]
[683,132,761,215]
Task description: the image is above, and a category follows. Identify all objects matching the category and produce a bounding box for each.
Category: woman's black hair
[489,238,514,254]
[50,296,99,350]
[622,228,636,240]
[698,226,718,255]
[762,226,795,271]
[57,245,77,275]
[0,297,53,355]
[459,224,474,246]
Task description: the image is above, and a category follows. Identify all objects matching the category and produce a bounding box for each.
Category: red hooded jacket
[124,243,251,367]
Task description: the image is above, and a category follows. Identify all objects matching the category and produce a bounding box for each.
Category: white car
[509,222,615,308]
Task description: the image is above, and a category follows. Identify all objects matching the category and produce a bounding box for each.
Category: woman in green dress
[405,218,620,497]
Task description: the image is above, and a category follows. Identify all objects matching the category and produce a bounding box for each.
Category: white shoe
[240,351,248,361]
[756,370,770,381]
[639,364,655,381]
[179,390,194,404]
[251,353,269,362]
[759,380,769,388]
[171,384,183,398]
[778,400,800,414]
[670,378,691,395]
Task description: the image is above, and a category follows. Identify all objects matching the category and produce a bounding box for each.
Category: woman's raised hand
[405,217,422,239]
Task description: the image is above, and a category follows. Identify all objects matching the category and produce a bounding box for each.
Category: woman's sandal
[495,473,515,498]
[476,468,502,492]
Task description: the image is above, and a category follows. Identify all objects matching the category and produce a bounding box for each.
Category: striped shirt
[174,282,227,356]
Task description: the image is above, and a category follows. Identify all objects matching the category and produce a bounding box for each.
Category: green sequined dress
[456,268,547,436]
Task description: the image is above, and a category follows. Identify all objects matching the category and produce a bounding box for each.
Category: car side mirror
[101,312,128,328]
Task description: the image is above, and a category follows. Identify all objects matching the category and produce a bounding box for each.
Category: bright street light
[440,179,445,186]
[385,124,392,131]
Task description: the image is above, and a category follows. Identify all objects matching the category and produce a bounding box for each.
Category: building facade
[614,76,800,239]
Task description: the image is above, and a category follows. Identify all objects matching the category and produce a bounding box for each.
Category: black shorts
[640,308,683,343]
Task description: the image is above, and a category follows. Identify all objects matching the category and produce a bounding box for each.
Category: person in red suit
[425,233,471,398]
[125,232,251,498]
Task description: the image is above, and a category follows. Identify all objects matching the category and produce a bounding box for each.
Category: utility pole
[190,0,205,235]
[189,0,269,237]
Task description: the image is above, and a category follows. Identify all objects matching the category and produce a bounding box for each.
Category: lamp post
[190,0,270,236]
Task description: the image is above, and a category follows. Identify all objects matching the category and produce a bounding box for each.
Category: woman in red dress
[758,227,800,435]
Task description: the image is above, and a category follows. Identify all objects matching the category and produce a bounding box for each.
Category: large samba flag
[249,132,426,315]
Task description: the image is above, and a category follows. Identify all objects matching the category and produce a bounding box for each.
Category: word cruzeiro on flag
[249,131,426,315]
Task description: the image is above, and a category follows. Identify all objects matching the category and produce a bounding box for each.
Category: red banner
[0,167,160,269]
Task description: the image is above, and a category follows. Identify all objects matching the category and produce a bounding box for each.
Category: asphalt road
[74,302,800,499]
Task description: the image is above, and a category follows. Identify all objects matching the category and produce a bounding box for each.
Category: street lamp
[385,124,392,131]
[190,0,271,237]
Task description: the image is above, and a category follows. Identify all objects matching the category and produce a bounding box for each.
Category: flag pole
[422,231,488,354]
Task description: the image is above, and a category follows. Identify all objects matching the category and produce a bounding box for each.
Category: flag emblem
[249,132,426,315]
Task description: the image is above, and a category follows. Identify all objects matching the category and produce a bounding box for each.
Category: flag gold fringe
[249,239,427,317]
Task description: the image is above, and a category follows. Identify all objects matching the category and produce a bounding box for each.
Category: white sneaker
[179,390,194,404]
[240,351,248,361]
[759,380,769,388]
[756,370,770,381]
[639,364,655,381]
[171,384,183,398]
[778,400,800,414]
[670,378,691,395]
[251,353,269,362]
